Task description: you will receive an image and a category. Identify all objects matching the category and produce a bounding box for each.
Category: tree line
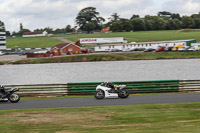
[76,7,200,32]
[1,7,200,35]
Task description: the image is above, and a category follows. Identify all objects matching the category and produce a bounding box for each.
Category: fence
[4,80,200,96]
[179,80,200,92]
[5,84,68,97]
[67,80,180,95]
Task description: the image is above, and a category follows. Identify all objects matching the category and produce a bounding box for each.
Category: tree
[110,20,123,32]
[44,27,54,33]
[144,16,166,30]
[182,16,194,29]
[131,18,145,31]
[6,31,11,36]
[76,7,105,33]
[110,19,132,32]
[108,13,120,22]
[66,25,73,32]
[165,19,182,30]
[130,14,140,19]
[171,13,181,20]
[193,18,200,29]
[120,19,133,32]
[158,11,172,17]
[0,20,5,32]
[20,23,23,30]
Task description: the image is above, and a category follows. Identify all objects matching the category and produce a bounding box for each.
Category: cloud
[0,0,200,32]
[161,0,200,15]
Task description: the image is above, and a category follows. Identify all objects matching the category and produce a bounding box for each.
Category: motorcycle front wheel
[118,89,129,98]
[8,93,20,103]
[94,90,105,99]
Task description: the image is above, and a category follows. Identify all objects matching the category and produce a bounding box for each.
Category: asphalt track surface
[0,93,200,110]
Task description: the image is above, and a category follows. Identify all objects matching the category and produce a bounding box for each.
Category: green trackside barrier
[67,80,180,95]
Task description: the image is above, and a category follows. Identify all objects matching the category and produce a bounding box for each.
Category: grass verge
[0,102,200,133]
[6,30,200,48]
[10,51,200,65]
[6,36,64,48]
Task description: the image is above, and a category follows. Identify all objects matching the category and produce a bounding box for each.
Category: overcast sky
[1,0,200,32]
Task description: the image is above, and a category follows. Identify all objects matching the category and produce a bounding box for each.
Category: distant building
[50,43,81,56]
[101,27,110,33]
[23,31,48,37]
[0,32,6,50]
[94,39,196,52]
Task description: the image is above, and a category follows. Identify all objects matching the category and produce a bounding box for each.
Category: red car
[155,46,166,52]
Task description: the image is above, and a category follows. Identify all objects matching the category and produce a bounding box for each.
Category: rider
[103,82,116,93]
[0,85,6,95]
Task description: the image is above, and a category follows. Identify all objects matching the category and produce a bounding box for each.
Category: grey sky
[0,0,200,32]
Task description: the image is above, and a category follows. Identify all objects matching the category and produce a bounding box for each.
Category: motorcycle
[0,86,20,103]
[94,82,129,99]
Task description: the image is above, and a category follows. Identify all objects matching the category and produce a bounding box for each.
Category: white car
[187,46,198,51]
[178,46,189,52]
[0,51,4,56]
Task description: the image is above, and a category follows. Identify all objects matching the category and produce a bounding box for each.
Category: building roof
[52,43,81,49]
[23,31,44,35]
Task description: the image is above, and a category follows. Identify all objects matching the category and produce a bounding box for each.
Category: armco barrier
[179,80,200,92]
[5,84,68,96]
[67,80,180,95]
[4,80,200,96]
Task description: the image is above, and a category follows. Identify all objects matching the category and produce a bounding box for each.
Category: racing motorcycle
[94,82,129,99]
[0,85,20,103]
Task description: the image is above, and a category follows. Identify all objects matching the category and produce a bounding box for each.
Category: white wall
[23,31,48,37]
[94,41,187,52]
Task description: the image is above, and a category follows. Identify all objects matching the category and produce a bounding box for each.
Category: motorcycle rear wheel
[118,89,129,98]
[94,90,105,99]
[8,93,20,103]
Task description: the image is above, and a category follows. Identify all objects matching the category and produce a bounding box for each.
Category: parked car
[105,49,111,52]
[172,44,185,51]
[111,48,121,52]
[128,48,139,51]
[155,46,166,52]
[164,46,173,52]
[0,51,5,56]
[178,46,190,52]
[144,48,155,52]
[187,46,198,51]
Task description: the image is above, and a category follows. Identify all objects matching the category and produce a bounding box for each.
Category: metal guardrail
[5,84,68,96]
[179,80,200,92]
[67,80,180,95]
[3,80,200,97]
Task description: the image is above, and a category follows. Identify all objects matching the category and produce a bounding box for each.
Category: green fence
[67,80,180,95]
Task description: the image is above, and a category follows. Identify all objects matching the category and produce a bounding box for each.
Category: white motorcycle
[94,82,129,99]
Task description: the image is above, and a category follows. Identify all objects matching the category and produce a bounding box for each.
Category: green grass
[1,102,200,133]
[10,51,200,65]
[6,30,200,48]
[6,36,64,48]
[59,30,200,43]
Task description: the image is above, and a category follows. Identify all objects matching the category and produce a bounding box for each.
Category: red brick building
[101,27,110,33]
[50,43,81,56]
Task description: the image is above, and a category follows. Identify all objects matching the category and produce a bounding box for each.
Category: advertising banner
[80,37,125,44]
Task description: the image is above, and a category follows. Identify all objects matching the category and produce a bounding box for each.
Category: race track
[0,93,200,110]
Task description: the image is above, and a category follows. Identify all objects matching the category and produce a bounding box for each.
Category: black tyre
[118,89,129,98]
[94,90,105,99]
[8,93,20,103]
